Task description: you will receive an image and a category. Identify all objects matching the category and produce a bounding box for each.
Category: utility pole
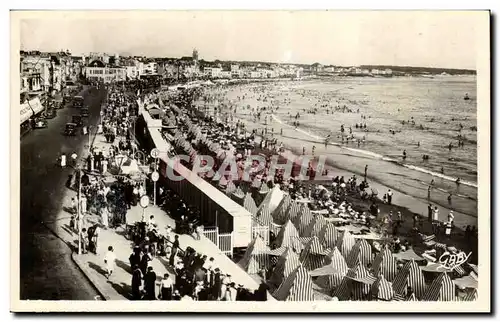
[77,168,82,255]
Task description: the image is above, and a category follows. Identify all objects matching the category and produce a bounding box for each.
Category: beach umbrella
[392,248,425,262]
[287,201,303,223]
[272,220,301,250]
[303,214,328,238]
[371,274,394,301]
[318,223,339,250]
[268,247,301,287]
[225,181,237,195]
[392,259,426,300]
[422,272,455,301]
[273,194,292,224]
[334,262,376,301]
[294,208,314,237]
[243,192,258,215]
[299,236,327,271]
[372,245,398,282]
[238,236,271,274]
[346,239,373,268]
[453,272,478,290]
[273,265,314,301]
[314,247,349,293]
[335,230,357,259]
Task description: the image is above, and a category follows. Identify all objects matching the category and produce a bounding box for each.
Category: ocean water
[202,76,478,219]
[269,76,477,185]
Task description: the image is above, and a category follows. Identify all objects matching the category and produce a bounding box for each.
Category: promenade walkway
[51,130,265,300]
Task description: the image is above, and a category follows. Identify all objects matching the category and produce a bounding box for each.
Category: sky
[18,11,486,69]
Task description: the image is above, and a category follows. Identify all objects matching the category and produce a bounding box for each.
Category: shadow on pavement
[116,259,131,274]
[88,261,107,277]
[107,280,131,299]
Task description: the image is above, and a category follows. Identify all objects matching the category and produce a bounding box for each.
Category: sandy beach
[195,77,478,230]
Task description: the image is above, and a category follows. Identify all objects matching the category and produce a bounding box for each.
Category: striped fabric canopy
[287,201,303,223]
[392,259,426,300]
[318,223,339,250]
[315,247,349,293]
[335,230,357,258]
[294,208,314,236]
[461,289,478,301]
[346,239,373,268]
[273,265,314,301]
[372,245,398,282]
[303,214,328,238]
[257,205,274,227]
[422,272,455,301]
[371,275,394,301]
[334,263,375,301]
[269,247,301,287]
[238,236,271,274]
[272,220,301,250]
[273,194,292,225]
[243,192,258,215]
[259,183,270,194]
[231,186,245,200]
[299,236,327,271]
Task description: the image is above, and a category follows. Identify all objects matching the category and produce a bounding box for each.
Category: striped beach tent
[243,192,258,215]
[335,230,357,258]
[294,208,314,236]
[371,275,394,301]
[238,236,271,274]
[299,236,327,271]
[273,265,314,301]
[287,201,303,223]
[225,181,236,195]
[461,289,478,301]
[372,245,397,282]
[257,185,284,215]
[272,220,301,250]
[303,214,328,238]
[392,259,426,299]
[269,247,301,287]
[318,223,339,250]
[315,247,349,293]
[346,239,373,268]
[231,186,245,201]
[334,263,376,301]
[273,194,293,225]
[257,205,274,227]
[422,272,455,301]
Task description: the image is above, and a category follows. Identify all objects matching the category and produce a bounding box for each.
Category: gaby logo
[438,251,472,271]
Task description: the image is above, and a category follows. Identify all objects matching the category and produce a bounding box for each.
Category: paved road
[19,86,106,300]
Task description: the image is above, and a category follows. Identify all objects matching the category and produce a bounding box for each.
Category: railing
[203,226,219,247]
[252,223,270,246]
[219,232,233,258]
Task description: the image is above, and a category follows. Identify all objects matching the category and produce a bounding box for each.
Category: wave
[271,114,478,188]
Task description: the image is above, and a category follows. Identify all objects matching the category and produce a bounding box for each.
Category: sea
[204,75,478,221]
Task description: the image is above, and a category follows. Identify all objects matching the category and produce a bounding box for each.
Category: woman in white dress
[101,206,109,228]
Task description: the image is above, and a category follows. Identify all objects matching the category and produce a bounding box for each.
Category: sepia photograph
[9,10,490,312]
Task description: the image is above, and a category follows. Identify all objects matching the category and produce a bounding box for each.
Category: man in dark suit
[212,268,221,300]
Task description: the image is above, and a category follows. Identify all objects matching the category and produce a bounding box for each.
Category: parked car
[64,123,77,136]
[72,115,83,127]
[80,107,89,117]
[44,108,57,119]
[33,118,48,129]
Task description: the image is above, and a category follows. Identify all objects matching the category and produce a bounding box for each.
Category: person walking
[427,203,433,223]
[144,266,157,300]
[160,273,173,300]
[131,264,143,300]
[387,189,393,205]
[103,246,116,279]
[169,235,180,266]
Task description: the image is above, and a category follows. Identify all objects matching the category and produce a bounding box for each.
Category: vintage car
[71,115,83,127]
[44,108,57,119]
[73,95,84,108]
[64,123,77,136]
[80,107,90,117]
[33,118,48,129]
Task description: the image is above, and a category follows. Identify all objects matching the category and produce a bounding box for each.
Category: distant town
[20,48,477,97]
